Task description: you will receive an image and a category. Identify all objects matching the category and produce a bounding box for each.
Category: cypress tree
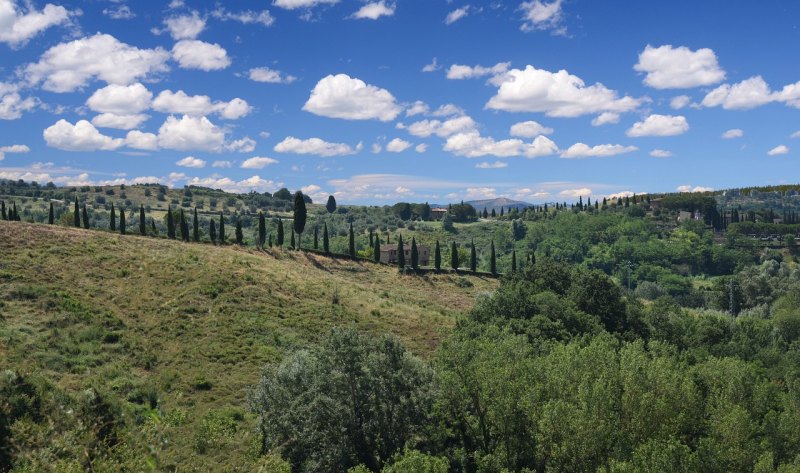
[150,218,157,235]
[209,219,217,244]
[323,223,330,254]
[236,218,243,245]
[314,227,319,250]
[140,205,146,235]
[491,208,496,218]
[369,229,374,247]
[82,204,89,229]
[1,201,5,220]
[268,233,272,247]
[218,212,225,244]
[490,240,497,275]
[397,234,405,269]
[290,228,295,249]
[293,191,307,249]
[48,202,54,224]
[511,249,517,272]
[180,209,189,242]
[277,218,284,246]
[386,232,390,244]
[450,242,459,270]
[326,195,337,213]
[258,212,266,248]
[470,239,477,272]
[193,208,199,242]
[500,207,504,217]
[12,202,18,221]
[348,223,355,258]
[434,240,441,271]
[73,196,80,227]
[167,206,175,239]
[110,204,116,231]
[411,237,419,270]
[374,238,381,263]
[119,208,126,235]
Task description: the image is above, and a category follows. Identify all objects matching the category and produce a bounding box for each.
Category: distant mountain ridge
[466,197,532,213]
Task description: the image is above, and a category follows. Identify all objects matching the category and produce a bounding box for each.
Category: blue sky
[1,0,800,204]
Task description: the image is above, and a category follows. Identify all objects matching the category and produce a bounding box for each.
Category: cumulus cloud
[476,161,508,169]
[560,143,638,159]
[422,57,440,72]
[677,184,713,193]
[274,136,363,157]
[486,65,643,117]
[172,40,231,71]
[591,112,620,126]
[626,114,689,137]
[103,4,135,20]
[163,11,205,40]
[351,1,395,20]
[446,62,510,81]
[24,33,170,92]
[186,175,282,193]
[303,74,401,121]
[444,132,558,158]
[248,67,296,84]
[176,156,206,168]
[212,160,232,168]
[43,119,124,151]
[519,0,566,34]
[415,143,427,153]
[670,95,691,109]
[401,115,477,138]
[722,129,743,139]
[0,83,37,119]
[650,149,673,158]
[791,131,800,139]
[210,7,275,26]
[509,120,553,137]
[559,187,592,197]
[86,83,153,114]
[386,138,412,152]
[0,143,29,161]
[152,90,251,119]
[125,130,158,150]
[226,137,256,153]
[157,115,225,151]
[0,0,73,47]
[634,45,725,89]
[241,156,279,169]
[445,6,469,25]
[701,76,774,110]
[91,113,149,130]
[273,0,339,9]
[768,145,789,156]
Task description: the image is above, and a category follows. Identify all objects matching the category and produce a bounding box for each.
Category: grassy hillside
[0,221,496,471]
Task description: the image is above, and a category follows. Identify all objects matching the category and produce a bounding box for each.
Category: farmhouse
[380,243,430,266]
[430,208,448,220]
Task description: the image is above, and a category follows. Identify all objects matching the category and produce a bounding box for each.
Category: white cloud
[445,6,469,25]
[212,160,232,168]
[248,67,296,84]
[486,65,643,117]
[371,143,382,153]
[634,45,725,89]
[163,11,205,40]
[670,95,691,109]
[274,136,362,157]
[560,143,638,159]
[405,101,429,116]
[217,98,252,119]
[702,76,774,110]
[0,83,37,119]
[677,185,713,193]
[186,175,282,193]
[24,33,170,92]
[273,0,339,9]
[91,113,149,130]
[422,57,440,72]
[591,112,620,126]
[103,4,135,20]
[444,132,558,158]
[722,128,743,139]
[157,115,225,152]
[519,0,565,34]
[509,120,553,137]
[152,90,251,119]
[303,73,401,121]
[0,0,72,47]
[210,7,274,26]
[626,114,689,137]
[226,137,256,153]
[386,138,412,152]
[402,115,477,138]
[125,130,158,150]
[650,149,672,158]
[415,143,427,153]
[446,62,510,80]
[476,161,508,169]
[0,143,29,161]
[176,156,206,168]
[607,191,634,200]
[43,119,124,151]
[791,131,800,139]
[86,83,153,114]
[559,187,592,197]
[351,1,394,20]
[241,156,279,169]
[768,145,789,156]
[172,40,231,71]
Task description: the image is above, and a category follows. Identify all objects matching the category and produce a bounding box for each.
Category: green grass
[0,220,496,471]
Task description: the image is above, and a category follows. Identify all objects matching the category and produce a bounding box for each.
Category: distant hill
[467,197,532,213]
